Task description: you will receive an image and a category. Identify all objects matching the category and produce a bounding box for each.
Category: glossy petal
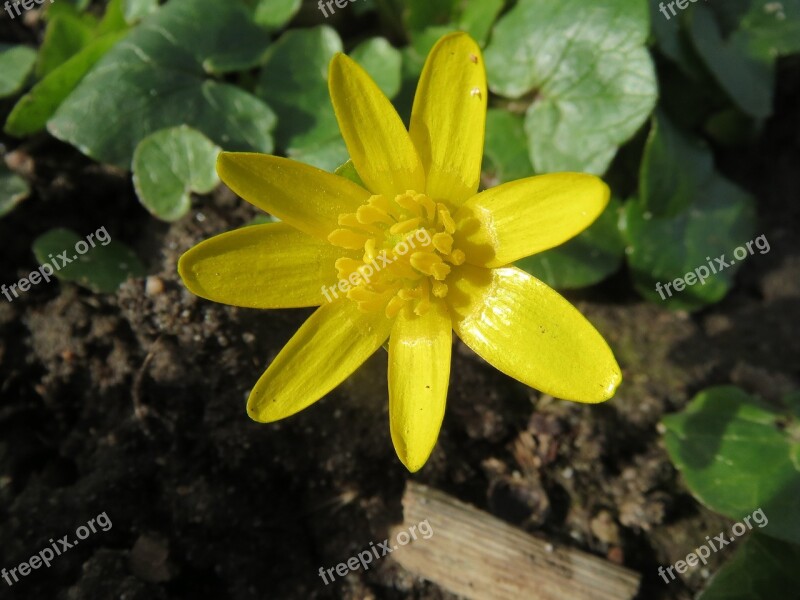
[247,299,393,422]
[178,223,355,309]
[216,152,370,242]
[448,265,621,402]
[410,32,487,206]
[328,53,426,197]
[388,301,452,472]
[454,173,610,267]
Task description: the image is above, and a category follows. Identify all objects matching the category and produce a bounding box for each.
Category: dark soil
[1,27,799,600]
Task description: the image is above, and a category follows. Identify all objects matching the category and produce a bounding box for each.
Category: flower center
[328,190,465,318]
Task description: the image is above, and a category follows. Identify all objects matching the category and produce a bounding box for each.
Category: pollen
[327,191,464,318]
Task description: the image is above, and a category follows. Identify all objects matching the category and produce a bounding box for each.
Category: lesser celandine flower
[178,33,621,472]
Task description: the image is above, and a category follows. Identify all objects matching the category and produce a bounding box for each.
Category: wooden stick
[389,482,640,600]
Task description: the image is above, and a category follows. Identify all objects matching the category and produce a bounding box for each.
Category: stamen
[432,232,453,254]
[328,190,465,317]
[357,204,394,225]
[437,203,456,234]
[389,217,421,235]
[328,229,369,249]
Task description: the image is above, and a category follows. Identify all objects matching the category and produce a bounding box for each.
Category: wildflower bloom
[178,33,621,472]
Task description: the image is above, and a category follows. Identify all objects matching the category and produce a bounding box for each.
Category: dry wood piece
[390,482,641,600]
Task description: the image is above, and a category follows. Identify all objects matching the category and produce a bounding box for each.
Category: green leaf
[251,0,301,29]
[122,0,159,23]
[639,112,714,217]
[482,109,535,185]
[403,0,458,33]
[0,45,37,99]
[49,0,275,167]
[699,534,800,600]
[46,2,98,24]
[0,165,30,218]
[37,13,95,78]
[457,0,505,45]
[33,228,146,293]
[256,26,344,171]
[741,0,800,58]
[663,386,800,546]
[132,126,220,222]
[401,0,503,46]
[5,32,125,138]
[96,0,129,34]
[485,0,657,175]
[38,0,126,77]
[648,0,703,78]
[334,159,364,187]
[623,176,756,310]
[245,214,279,226]
[687,4,774,119]
[350,37,402,99]
[57,0,92,11]
[516,197,625,289]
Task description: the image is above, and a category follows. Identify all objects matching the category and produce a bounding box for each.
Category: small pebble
[145,276,165,296]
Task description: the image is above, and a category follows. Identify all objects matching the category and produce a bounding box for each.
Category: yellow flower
[178,33,621,472]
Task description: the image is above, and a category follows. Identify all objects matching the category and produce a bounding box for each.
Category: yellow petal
[248,299,392,422]
[454,173,610,268]
[388,301,452,472]
[178,223,355,309]
[448,265,621,402]
[410,32,487,206]
[328,53,425,197]
[216,152,370,242]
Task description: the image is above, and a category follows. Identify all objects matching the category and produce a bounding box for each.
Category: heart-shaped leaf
[485,0,657,174]
[639,111,714,217]
[33,228,146,293]
[48,0,276,167]
[132,126,221,222]
[482,109,535,185]
[256,26,346,171]
[663,386,800,545]
[623,175,756,311]
[350,37,402,99]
